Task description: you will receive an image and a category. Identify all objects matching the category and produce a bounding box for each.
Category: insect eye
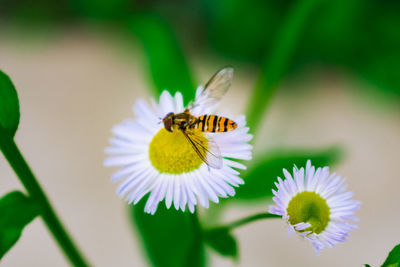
[164,118,173,132]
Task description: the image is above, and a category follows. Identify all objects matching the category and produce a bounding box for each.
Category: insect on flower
[162,67,237,169]
[105,66,252,214]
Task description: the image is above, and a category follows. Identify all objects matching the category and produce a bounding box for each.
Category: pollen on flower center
[286,191,330,234]
[149,128,206,174]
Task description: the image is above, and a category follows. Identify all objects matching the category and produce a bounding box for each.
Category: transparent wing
[180,130,223,169]
[189,67,234,110]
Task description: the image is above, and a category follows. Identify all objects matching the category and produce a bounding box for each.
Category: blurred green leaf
[234,146,343,201]
[204,227,237,259]
[202,0,400,103]
[0,70,20,137]
[0,191,39,259]
[202,0,282,62]
[130,200,205,267]
[246,0,320,133]
[127,14,195,104]
[293,0,400,100]
[69,0,131,19]
[381,244,400,267]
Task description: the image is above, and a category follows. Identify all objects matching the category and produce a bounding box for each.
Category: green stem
[226,213,281,230]
[247,0,320,134]
[0,132,90,267]
[204,212,281,233]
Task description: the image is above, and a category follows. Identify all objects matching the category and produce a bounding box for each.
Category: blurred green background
[1,0,400,101]
[0,0,399,266]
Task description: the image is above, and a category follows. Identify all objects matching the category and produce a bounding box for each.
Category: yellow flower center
[149,128,206,174]
[286,191,330,234]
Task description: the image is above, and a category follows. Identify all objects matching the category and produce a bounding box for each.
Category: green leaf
[204,227,238,259]
[0,191,40,259]
[234,146,343,201]
[127,14,195,104]
[130,200,205,267]
[0,70,20,137]
[246,0,320,133]
[382,244,400,267]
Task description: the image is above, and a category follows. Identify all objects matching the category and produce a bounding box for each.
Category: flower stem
[247,0,320,134]
[0,132,90,267]
[226,213,281,230]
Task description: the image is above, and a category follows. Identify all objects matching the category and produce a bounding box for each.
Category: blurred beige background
[1,29,399,267]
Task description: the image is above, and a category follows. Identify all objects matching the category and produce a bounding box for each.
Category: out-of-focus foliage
[1,0,398,99]
[0,191,39,259]
[201,0,400,100]
[0,70,20,137]
[246,0,319,132]
[234,146,343,201]
[127,14,195,103]
[380,244,400,267]
[131,201,205,267]
[204,227,238,259]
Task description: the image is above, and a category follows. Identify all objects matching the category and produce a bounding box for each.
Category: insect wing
[181,130,223,169]
[189,67,234,110]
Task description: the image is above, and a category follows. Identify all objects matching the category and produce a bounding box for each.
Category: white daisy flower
[105,69,252,215]
[269,160,360,254]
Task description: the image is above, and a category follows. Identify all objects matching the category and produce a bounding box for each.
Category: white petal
[174,92,184,113]
[173,178,181,210]
[159,91,175,116]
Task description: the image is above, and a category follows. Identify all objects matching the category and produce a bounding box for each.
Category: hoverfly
[162,67,237,169]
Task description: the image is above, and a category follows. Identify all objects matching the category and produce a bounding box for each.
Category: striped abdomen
[191,114,237,132]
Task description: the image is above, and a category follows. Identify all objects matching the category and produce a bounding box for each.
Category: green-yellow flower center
[286,191,330,234]
[149,128,206,174]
